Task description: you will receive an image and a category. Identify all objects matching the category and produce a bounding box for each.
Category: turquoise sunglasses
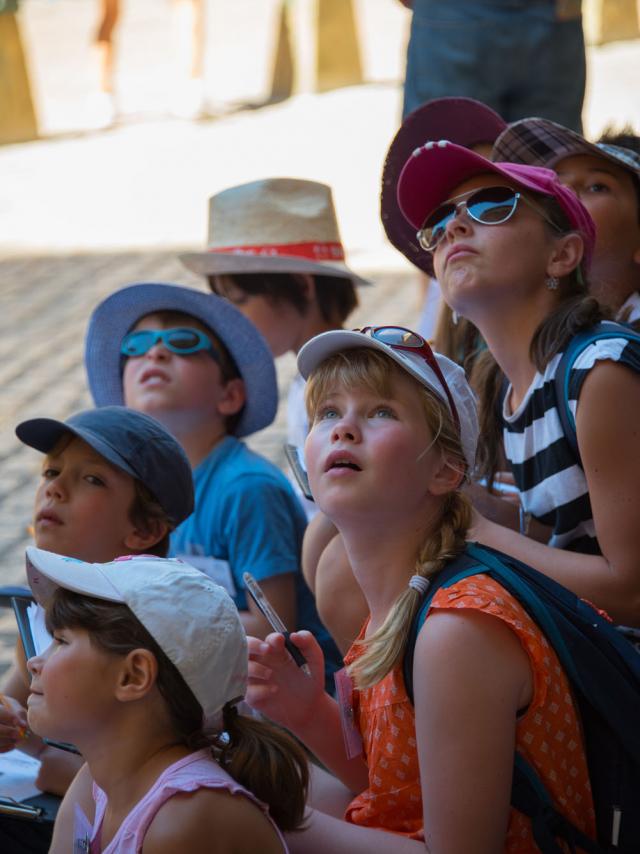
[121,327,217,359]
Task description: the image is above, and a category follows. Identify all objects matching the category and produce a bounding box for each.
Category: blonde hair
[305,348,472,689]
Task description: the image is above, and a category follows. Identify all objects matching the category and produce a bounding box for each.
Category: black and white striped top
[502,336,640,554]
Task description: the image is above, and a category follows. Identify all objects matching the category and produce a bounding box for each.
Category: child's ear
[546,233,584,281]
[217,378,246,417]
[427,452,465,496]
[115,648,158,704]
[296,273,316,303]
[124,519,170,553]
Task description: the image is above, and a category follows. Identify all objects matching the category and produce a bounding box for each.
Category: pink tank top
[86,748,288,853]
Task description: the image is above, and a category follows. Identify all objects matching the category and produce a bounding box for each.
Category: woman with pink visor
[397,142,640,627]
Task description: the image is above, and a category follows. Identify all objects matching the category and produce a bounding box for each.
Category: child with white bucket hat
[26,548,307,853]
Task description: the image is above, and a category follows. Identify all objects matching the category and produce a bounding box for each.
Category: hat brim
[493,117,640,177]
[16,417,138,481]
[381,98,506,275]
[179,250,371,287]
[298,330,445,406]
[85,283,278,438]
[26,547,125,607]
[397,141,557,230]
[297,329,479,470]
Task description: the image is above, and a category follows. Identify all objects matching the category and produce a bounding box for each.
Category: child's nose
[45,474,66,500]
[331,417,361,443]
[27,652,43,678]
[146,340,170,360]
[444,203,472,240]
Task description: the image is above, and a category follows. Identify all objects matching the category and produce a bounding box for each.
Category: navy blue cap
[16,406,194,526]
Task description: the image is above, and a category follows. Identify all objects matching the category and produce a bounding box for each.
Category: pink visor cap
[397,140,596,271]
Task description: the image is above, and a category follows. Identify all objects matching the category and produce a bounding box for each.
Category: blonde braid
[348,490,472,690]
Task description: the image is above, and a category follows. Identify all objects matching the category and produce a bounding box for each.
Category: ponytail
[46,590,308,833]
[208,703,308,832]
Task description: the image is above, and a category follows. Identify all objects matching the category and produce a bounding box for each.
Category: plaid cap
[493,117,640,178]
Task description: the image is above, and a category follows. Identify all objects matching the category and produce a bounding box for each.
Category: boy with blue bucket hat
[84,282,341,685]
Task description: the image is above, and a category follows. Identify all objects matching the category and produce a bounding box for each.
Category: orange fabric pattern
[344,574,596,851]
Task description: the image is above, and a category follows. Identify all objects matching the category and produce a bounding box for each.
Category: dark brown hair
[208,272,358,325]
[46,589,308,832]
[471,194,610,486]
[597,126,640,224]
[128,479,171,557]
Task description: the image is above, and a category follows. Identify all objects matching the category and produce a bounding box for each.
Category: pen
[0,694,28,741]
[243,572,312,676]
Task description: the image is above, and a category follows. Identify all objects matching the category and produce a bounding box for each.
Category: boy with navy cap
[84,282,341,685]
[0,405,194,799]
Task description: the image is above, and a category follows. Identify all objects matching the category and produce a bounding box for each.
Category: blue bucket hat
[84,283,277,438]
[16,406,195,525]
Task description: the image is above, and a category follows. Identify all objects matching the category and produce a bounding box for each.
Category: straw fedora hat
[180,178,370,286]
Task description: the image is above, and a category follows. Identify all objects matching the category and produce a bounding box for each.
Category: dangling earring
[452,310,459,325]
[546,275,559,290]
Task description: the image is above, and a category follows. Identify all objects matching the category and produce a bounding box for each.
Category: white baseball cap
[26,547,247,727]
[297,327,479,471]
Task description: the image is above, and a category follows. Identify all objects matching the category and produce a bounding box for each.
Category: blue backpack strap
[512,755,603,854]
[404,544,609,854]
[554,321,640,466]
[402,553,483,705]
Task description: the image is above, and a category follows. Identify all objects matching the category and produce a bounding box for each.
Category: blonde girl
[247,328,595,853]
[25,550,308,853]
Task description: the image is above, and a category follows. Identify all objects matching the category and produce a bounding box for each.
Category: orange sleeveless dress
[343,574,596,851]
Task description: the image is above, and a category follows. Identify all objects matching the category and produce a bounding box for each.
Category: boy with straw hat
[181,177,370,517]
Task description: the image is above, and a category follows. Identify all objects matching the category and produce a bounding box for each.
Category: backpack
[553,321,640,466]
[402,542,640,854]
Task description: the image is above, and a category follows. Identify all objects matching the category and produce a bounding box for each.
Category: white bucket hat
[26,548,248,728]
[180,177,370,286]
[297,327,479,470]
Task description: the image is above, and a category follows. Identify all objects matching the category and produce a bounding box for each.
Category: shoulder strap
[403,544,607,854]
[554,321,640,465]
[402,552,482,705]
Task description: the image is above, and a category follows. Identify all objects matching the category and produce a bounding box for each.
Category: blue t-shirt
[170,436,341,681]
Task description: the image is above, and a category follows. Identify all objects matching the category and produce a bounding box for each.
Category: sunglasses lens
[467,187,517,224]
[167,329,205,352]
[420,203,456,250]
[121,330,154,356]
[372,327,423,349]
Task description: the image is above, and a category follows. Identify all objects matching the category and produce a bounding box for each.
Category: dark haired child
[180,178,368,516]
[493,117,640,325]
[25,549,307,853]
[0,405,194,796]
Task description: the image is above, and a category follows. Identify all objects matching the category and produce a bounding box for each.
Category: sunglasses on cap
[357,326,460,431]
[417,185,561,253]
[121,327,217,358]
